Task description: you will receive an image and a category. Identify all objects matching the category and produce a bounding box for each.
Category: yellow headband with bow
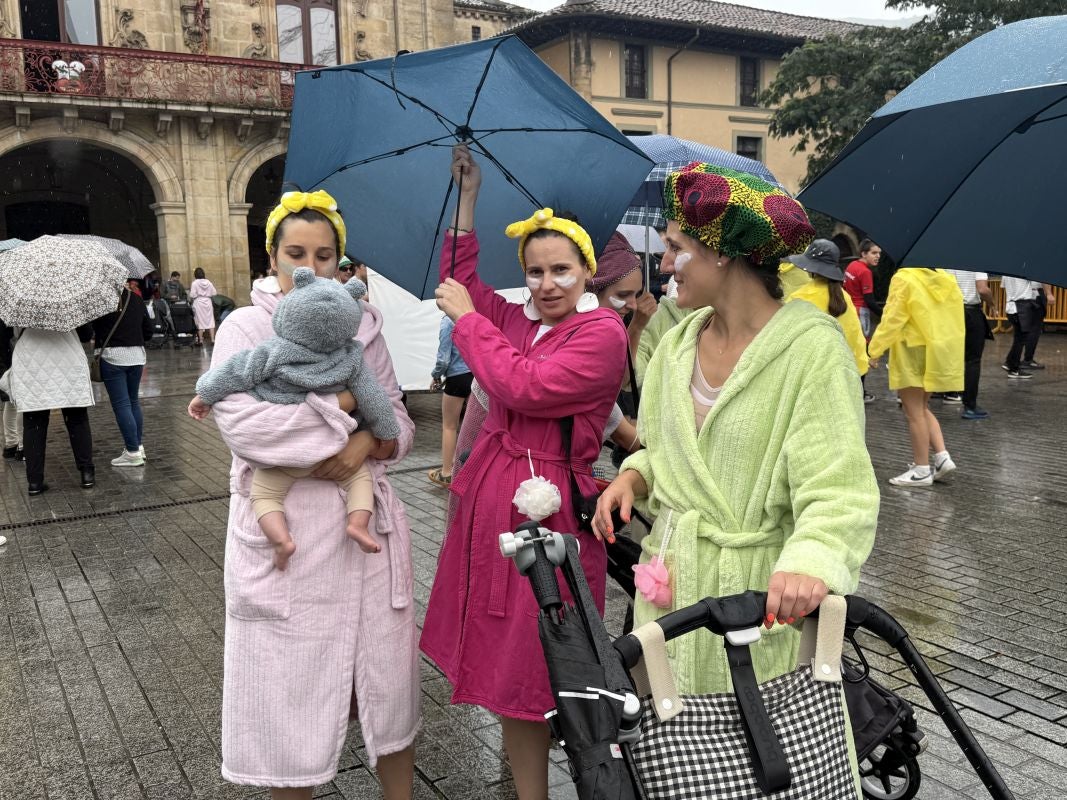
[264,190,347,256]
[505,208,597,275]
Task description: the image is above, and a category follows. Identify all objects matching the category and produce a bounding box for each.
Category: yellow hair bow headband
[264,190,347,256]
[505,208,597,275]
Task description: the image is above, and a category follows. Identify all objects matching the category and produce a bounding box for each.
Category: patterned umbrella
[0,239,26,253]
[621,135,785,229]
[0,236,127,331]
[58,234,155,278]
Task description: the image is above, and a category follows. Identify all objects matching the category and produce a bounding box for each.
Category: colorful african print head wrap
[505,208,597,275]
[264,190,347,256]
[662,163,814,266]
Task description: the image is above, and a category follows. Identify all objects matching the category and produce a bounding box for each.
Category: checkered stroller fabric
[631,667,859,800]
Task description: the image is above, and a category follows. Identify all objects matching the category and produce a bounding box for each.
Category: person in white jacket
[0,325,96,495]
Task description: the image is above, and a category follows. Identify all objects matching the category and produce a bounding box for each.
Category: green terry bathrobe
[622,301,879,695]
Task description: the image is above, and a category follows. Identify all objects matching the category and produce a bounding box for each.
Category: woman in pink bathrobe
[199,193,419,800]
[421,145,627,798]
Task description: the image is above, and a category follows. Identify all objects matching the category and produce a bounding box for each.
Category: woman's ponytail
[826,278,848,318]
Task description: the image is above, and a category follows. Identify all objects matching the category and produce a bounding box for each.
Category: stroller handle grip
[614,592,910,669]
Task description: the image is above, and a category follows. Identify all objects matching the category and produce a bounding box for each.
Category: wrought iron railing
[0,38,317,110]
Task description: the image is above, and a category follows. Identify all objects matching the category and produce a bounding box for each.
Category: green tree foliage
[764,1,1067,185]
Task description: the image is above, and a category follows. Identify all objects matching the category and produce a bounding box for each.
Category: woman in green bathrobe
[594,163,879,696]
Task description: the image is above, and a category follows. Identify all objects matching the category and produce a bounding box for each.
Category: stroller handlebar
[614,591,909,669]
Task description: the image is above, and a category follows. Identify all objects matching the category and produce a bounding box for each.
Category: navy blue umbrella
[284,36,652,299]
[798,15,1067,282]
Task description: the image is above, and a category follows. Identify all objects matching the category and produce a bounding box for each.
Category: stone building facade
[0,0,485,303]
[510,0,859,198]
[0,0,854,302]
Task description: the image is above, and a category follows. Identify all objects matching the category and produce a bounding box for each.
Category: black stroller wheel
[859,743,921,800]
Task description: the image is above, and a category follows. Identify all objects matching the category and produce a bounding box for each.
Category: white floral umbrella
[0,236,127,331]
[58,234,155,279]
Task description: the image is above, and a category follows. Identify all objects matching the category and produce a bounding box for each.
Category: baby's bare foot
[346,511,380,554]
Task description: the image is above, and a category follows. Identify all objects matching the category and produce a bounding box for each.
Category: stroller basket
[501,524,1015,800]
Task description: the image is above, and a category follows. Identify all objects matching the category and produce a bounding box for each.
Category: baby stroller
[168,300,196,347]
[144,298,171,349]
[499,522,1016,800]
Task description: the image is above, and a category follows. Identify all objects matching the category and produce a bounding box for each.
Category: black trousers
[23,408,94,485]
[1006,299,1042,370]
[962,305,988,410]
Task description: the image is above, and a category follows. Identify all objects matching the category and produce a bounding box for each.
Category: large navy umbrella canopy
[284,36,653,298]
[798,16,1067,281]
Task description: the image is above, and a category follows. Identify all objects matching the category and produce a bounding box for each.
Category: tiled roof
[455,0,536,16]
[508,0,863,43]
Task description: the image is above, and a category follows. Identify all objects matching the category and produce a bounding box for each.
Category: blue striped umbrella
[0,239,26,253]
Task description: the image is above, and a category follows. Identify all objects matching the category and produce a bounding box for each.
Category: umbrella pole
[643,225,651,289]
[449,165,465,280]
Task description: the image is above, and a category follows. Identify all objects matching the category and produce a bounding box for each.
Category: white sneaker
[111,450,145,467]
[889,466,933,487]
[932,455,956,481]
[138,445,146,461]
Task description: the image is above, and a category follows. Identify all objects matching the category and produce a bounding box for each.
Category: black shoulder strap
[626,345,640,413]
[559,416,584,501]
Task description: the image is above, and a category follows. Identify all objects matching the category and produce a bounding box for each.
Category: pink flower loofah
[633,556,672,608]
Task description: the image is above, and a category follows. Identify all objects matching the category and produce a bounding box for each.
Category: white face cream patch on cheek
[608,295,627,310]
[526,274,543,290]
[673,252,692,274]
[275,260,301,276]
[552,274,578,289]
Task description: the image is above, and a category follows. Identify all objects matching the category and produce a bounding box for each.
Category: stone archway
[0,119,186,275]
[227,139,287,301]
[0,118,184,205]
[229,139,287,206]
[0,136,161,268]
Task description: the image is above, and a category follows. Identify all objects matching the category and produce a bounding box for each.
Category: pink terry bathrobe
[420,231,628,721]
[212,280,419,787]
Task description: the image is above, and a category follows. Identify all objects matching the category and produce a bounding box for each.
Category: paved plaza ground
[1,333,1066,799]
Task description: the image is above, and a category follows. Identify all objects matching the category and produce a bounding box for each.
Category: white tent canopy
[367,268,525,391]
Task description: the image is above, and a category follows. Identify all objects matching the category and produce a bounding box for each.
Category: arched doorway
[244,154,285,280]
[0,140,158,263]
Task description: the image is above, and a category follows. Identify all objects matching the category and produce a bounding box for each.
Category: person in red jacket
[844,239,884,404]
[844,239,884,338]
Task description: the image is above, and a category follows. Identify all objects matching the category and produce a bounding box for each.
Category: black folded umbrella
[525,532,645,800]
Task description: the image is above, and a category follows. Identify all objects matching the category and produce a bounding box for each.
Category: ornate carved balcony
[0,37,316,111]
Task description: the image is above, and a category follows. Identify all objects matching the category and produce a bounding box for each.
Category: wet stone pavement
[1,334,1066,799]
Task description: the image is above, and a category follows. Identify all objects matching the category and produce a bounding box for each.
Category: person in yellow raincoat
[778,259,812,298]
[868,267,964,488]
[784,239,868,380]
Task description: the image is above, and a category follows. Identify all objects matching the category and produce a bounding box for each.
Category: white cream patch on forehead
[553,274,578,289]
[608,295,627,310]
[673,252,692,274]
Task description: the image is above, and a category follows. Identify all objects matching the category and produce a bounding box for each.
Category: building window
[736,136,762,162]
[471,25,481,41]
[276,0,338,66]
[624,43,647,100]
[739,56,760,107]
[20,0,100,44]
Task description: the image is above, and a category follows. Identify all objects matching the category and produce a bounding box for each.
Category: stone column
[150,201,189,278]
[229,202,253,306]
[569,29,593,100]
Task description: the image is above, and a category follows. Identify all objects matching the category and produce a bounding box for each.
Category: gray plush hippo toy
[194,266,400,441]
